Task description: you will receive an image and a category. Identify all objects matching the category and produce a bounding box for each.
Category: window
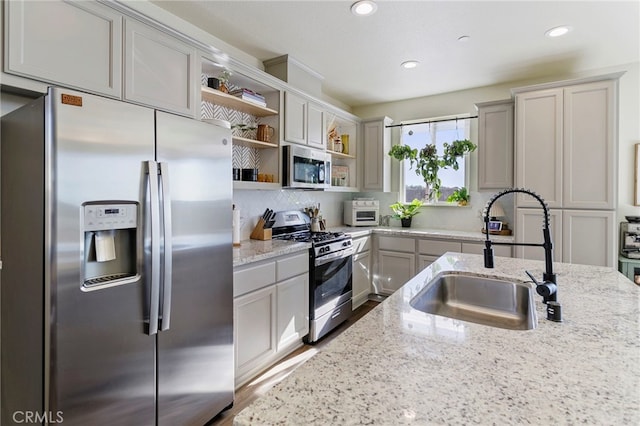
[400,115,470,202]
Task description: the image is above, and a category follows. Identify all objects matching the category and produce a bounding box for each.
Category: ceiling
[151,1,640,107]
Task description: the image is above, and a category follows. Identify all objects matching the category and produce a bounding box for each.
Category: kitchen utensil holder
[250,218,272,241]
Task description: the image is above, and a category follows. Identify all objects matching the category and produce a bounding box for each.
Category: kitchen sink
[410,273,537,330]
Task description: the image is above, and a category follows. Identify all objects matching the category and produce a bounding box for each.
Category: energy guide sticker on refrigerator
[1,87,235,425]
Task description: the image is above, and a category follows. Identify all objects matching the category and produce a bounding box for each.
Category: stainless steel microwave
[282,145,330,190]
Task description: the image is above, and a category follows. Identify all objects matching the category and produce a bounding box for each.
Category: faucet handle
[525,270,557,302]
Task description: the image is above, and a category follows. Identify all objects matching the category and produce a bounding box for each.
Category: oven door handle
[314,247,354,266]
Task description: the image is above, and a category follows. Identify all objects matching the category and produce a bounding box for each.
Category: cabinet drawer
[234,261,276,297]
[276,252,309,281]
[462,242,512,257]
[418,239,462,255]
[352,236,371,253]
[377,236,415,253]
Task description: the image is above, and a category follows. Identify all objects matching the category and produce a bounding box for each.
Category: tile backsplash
[232,189,513,241]
[233,190,354,240]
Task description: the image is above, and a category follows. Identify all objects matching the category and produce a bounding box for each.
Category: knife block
[250,218,272,241]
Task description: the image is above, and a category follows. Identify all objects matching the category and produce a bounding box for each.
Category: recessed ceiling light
[401,60,419,69]
[351,1,377,16]
[458,35,471,42]
[545,26,572,38]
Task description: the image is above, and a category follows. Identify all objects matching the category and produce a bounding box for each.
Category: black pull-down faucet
[483,188,562,321]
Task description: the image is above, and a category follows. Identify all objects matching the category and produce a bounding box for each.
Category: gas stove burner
[270,210,352,258]
[311,231,348,243]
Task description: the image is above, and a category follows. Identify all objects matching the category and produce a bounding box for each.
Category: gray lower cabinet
[374,234,514,296]
[233,251,309,388]
[461,242,513,258]
[374,236,416,295]
[4,0,123,97]
[418,239,463,272]
[516,207,615,267]
[352,235,372,308]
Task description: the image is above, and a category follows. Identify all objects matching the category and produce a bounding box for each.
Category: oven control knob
[342,241,351,247]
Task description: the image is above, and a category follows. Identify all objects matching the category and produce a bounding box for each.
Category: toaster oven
[344,199,379,226]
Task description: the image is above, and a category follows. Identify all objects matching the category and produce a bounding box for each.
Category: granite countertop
[336,226,515,244]
[233,239,311,267]
[234,253,640,425]
[234,227,513,266]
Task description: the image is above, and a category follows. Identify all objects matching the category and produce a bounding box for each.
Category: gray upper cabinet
[284,91,325,149]
[515,78,617,209]
[362,117,392,192]
[4,0,122,97]
[124,19,199,117]
[284,92,306,144]
[475,100,514,190]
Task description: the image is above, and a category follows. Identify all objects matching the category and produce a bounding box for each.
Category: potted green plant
[388,139,476,201]
[218,69,232,93]
[390,199,424,227]
[447,187,470,206]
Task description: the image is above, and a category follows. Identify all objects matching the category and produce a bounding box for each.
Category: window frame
[397,114,472,205]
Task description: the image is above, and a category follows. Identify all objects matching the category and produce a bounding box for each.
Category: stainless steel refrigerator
[1,87,234,425]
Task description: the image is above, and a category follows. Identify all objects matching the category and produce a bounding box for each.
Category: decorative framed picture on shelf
[488,220,503,232]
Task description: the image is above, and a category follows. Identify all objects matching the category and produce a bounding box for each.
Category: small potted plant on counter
[447,187,470,206]
[390,199,424,228]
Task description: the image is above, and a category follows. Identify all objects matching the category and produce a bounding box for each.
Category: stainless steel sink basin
[410,273,537,330]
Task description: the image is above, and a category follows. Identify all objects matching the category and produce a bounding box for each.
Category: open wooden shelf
[233,181,281,190]
[329,151,356,160]
[201,86,278,117]
[327,185,359,192]
[232,136,278,149]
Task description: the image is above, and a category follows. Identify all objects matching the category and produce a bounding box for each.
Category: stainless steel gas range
[271,211,354,343]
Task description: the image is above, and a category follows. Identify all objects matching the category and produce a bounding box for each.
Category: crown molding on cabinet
[510,71,626,96]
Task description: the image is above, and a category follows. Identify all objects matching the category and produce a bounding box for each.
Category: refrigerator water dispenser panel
[82,202,139,290]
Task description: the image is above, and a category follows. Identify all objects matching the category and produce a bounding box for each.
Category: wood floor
[207,300,380,426]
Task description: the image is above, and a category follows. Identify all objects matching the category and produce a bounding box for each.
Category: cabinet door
[461,242,512,258]
[284,92,307,144]
[477,101,514,189]
[417,255,439,272]
[515,208,563,262]
[234,286,276,383]
[5,0,122,97]
[307,102,325,149]
[515,89,563,208]
[124,19,198,117]
[563,81,617,209]
[562,210,615,267]
[418,239,462,256]
[376,250,415,295]
[362,117,392,192]
[276,274,309,350]
[353,251,371,308]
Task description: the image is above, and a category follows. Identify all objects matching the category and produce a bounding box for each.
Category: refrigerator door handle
[146,161,161,336]
[159,162,172,331]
